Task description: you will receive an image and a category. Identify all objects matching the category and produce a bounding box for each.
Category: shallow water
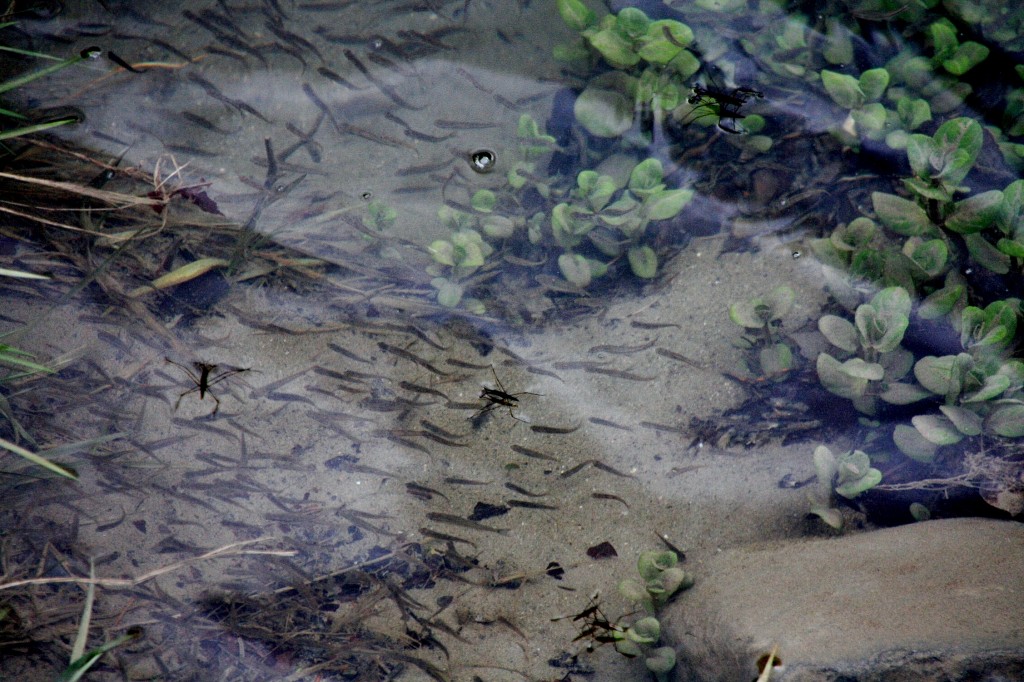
[1,1,1021,680]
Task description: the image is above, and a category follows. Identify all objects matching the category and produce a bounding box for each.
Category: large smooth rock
[664,518,1024,681]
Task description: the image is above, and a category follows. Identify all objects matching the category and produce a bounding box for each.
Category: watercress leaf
[615,7,650,39]
[908,238,948,277]
[589,175,618,212]
[913,414,963,445]
[588,27,640,68]
[851,102,887,134]
[759,343,793,375]
[932,117,982,185]
[729,299,767,328]
[647,19,693,47]
[906,133,935,178]
[471,189,496,213]
[928,21,959,62]
[963,233,1011,274]
[813,445,837,487]
[942,41,989,75]
[914,353,969,397]
[946,189,1002,234]
[627,245,658,278]
[574,80,634,137]
[764,285,795,320]
[817,353,870,398]
[577,169,599,193]
[858,67,890,101]
[427,240,455,266]
[639,21,692,63]
[628,617,661,644]
[879,382,932,404]
[963,374,1011,403]
[835,467,882,498]
[436,279,464,307]
[939,405,983,436]
[985,404,1024,437]
[844,358,885,380]
[819,314,858,352]
[893,423,939,462]
[897,97,931,129]
[482,215,515,239]
[645,647,677,674]
[517,113,540,138]
[615,638,643,657]
[918,284,965,319]
[556,0,597,31]
[997,237,1024,257]
[872,192,932,236]
[629,158,664,193]
[998,179,1024,234]
[809,504,844,529]
[645,188,694,220]
[558,253,592,287]
[667,48,701,79]
[903,177,952,203]
[821,69,864,109]
[822,17,853,65]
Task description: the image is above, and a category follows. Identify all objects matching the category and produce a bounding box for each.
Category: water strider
[165,358,249,416]
[471,365,541,424]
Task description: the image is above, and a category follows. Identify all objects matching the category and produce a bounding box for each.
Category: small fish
[406,481,449,502]
[419,527,477,548]
[592,492,630,509]
[506,499,559,510]
[378,342,449,376]
[510,444,558,462]
[505,482,546,497]
[588,417,632,431]
[426,512,509,534]
[530,423,580,435]
[443,477,492,486]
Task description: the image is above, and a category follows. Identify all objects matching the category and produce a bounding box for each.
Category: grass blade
[0,436,77,479]
[0,116,78,141]
[70,560,96,663]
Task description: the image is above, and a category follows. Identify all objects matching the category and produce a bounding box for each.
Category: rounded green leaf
[471,189,496,213]
[645,188,694,221]
[912,414,964,445]
[946,190,1002,234]
[427,240,455,266]
[557,0,596,31]
[729,299,768,328]
[628,617,661,644]
[558,253,592,287]
[914,354,963,396]
[939,405,983,436]
[574,82,634,137]
[482,215,515,239]
[627,245,658,279]
[943,41,989,75]
[615,638,642,657]
[645,647,677,674]
[616,7,650,39]
[858,68,890,101]
[629,158,664,193]
[817,353,869,399]
[759,343,793,375]
[436,279,464,307]
[918,283,964,320]
[618,578,650,604]
[819,314,858,352]
[836,467,882,498]
[933,117,982,186]
[893,423,938,462]
[821,69,864,109]
[986,405,1024,437]
[879,382,932,405]
[872,192,932,236]
[964,233,1011,274]
[588,27,640,68]
[909,502,931,521]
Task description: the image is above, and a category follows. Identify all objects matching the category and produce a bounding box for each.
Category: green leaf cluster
[816,287,914,415]
[612,549,691,679]
[728,285,796,380]
[809,445,883,529]
[551,158,693,285]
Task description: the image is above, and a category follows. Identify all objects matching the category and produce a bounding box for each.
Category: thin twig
[0,538,295,592]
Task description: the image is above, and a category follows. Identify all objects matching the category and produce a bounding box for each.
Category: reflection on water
[1,0,1021,680]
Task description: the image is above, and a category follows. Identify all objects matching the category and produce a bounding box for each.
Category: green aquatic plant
[426,209,494,311]
[552,158,693,286]
[556,2,699,139]
[728,285,796,380]
[816,286,913,416]
[808,445,883,529]
[612,549,692,680]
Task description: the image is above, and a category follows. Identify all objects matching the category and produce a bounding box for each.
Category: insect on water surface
[683,68,764,134]
[165,358,249,416]
[471,365,541,424]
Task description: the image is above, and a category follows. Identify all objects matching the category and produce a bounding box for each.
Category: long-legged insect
[680,67,764,134]
[471,365,541,424]
[165,358,249,416]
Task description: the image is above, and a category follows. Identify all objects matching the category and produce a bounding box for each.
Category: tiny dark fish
[433,119,501,130]
[378,342,449,376]
[530,423,580,435]
[443,477,492,486]
[588,339,657,355]
[592,492,630,509]
[588,417,632,431]
[317,65,361,89]
[583,366,658,381]
[406,481,449,502]
[639,421,688,435]
[420,527,477,548]
[505,482,546,497]
[510,444,558,462]
[506,499,559,510]
[630,320,680,330]
[655,347,705,369]
[427,511,508,534]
